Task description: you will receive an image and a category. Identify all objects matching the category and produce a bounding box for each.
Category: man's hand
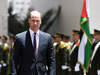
[2,63,7,67]
[61,65,69,70]
[0,64,2,70]
[68,67,71,71]
[97,70,100,75]
[74,63,80,71]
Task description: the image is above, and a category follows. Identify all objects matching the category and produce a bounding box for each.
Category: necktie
[34,33,37,58]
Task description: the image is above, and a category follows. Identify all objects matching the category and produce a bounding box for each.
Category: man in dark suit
[10,10,56,75]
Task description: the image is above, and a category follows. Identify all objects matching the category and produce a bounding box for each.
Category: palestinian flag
[78,0,92,72]
[70,41,80,57]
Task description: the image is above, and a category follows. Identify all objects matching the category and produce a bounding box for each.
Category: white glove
[0,64,2,70]
[46,66,48,70]
[68,67,71,71]
[0,64,2,67]
[61,65,69,70]
[74,63,80,72]
[97,70,100,75]
[2,63,7,67]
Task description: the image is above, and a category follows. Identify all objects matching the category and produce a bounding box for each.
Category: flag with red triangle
[78,0,92,72]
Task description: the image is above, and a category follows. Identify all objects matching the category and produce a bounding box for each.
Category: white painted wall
[89,0,100,34]
[31,0,100,41]
[0,0,8,36]
[31,0,83,41]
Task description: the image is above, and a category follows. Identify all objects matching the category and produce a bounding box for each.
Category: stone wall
[0,0,8,36]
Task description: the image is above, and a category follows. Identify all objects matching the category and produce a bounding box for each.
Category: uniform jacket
[10,30,56,75]
[55,41,67,71]
[90,40,100,75]
[0,43,9,64]
[69,40,79,69]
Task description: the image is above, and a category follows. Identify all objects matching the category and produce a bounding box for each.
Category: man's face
[63,38,67,42]
[29,12,41,32]
[94,34,100,41]
[2,39,6,44]
[72,34,79,42]
[52,38,55,43]
[55,37,62,43]
[9,38,14,43]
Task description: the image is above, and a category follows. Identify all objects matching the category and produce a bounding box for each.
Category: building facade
[8,0,31,19]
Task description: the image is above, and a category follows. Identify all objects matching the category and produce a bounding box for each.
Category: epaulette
[60,41,66,49]
[66,43,71,50]
[0,60,3,64]
[3,43,9,50]
[66,45,71,50]
[68,42,73,46]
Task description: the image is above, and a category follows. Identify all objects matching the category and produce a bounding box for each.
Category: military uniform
[62,35,72,75]
[8,42,14,74]
[69,30,83,75]
[0,36,9,75]
[89,29,100,75]
[55,33,67,75]
[55,41,67,75]
[0,42,3,74]
[8,35,14,75]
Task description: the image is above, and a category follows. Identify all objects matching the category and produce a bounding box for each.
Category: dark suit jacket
[10,30,56,75]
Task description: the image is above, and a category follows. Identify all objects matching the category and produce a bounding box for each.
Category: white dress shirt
[29,28,39,55]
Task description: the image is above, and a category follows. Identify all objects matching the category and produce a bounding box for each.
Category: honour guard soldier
[69,30,83,75]
[51,35,57,56]
[54,33,67,75]
[63,35,72,48]
[8,34,14,74]
[63,35,72,75]
[89,29,100,75]
[0,36,9,75]
[8,34,14,58]
[0,36,2,74]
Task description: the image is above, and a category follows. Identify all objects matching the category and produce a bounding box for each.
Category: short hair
[29,10,41,18]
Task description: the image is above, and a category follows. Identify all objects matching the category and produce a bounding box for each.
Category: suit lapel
[36,31,43,61]
[26,30,36,60]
